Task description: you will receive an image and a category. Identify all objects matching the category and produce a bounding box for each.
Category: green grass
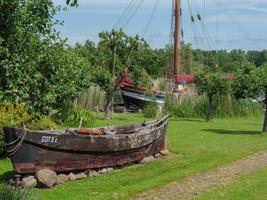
[196,167,267,200]
[0,114,267,200]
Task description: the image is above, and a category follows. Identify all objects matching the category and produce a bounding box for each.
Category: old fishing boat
[119,73,165,111]
[4,115,169,174]
[119,0,197,111]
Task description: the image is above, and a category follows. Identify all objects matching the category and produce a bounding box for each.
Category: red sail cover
[175,74,196,84]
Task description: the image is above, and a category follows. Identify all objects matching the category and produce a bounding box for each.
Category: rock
[75,172,87,180]
[84,169,92,176]
[68,173,76,181]
[154,153,162,158]
[107,167,114,173]
[57,174,69,185]
[36,169,57,188]
[21,176,37,189]
[140,156,155,164]
[99,168,107,174]
[88,170,99,177]
[160,149,171,156]
[8,178,15,186]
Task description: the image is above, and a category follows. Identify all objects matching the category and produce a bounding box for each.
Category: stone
[140,156,155,164]
[21,176,37,189]
[75,172,87,180]
[154,153,162,158]
[68,173,76,181]
[107,167,114,173]
[8,178,15,186]
[89,170,99,177]
[36,169,57,188]
[57,174,69,185]
[160,149,171,156]
[99,168,108,174]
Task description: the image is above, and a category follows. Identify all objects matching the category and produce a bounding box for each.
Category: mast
[173,0,180,76]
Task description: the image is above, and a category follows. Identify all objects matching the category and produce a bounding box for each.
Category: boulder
[8,178,15,186]
[68,173,76,181]
[36,169,57,188]
[88,170,99,177]
[99,168,107,174]
[21,176,37,189]
[75,172,87,180]
[57,174,69,185]
[154,153,162,158]
[160,149,170,156]
[107,167,114,173]
[140,156,155,164]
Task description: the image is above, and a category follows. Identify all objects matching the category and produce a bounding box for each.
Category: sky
[53,0,267,50]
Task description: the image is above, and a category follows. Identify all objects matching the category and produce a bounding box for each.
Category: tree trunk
[104,35,117,121]
[263,90,267,133]
[104,89,114,120]
[72,96,78,110]
[207,94,213,121]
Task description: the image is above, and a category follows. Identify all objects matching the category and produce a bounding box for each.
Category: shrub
[28,116,58,130]
[143,102,160,118]
[0,184,38,200]
[0,103,31,154]
[164,94,262,119]
[53,107,95,127]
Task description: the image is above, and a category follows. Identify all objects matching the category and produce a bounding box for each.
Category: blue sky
[53,0,267,50]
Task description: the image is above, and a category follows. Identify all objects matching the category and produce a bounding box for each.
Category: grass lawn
[196,167,267,200]
[1,114,267,200]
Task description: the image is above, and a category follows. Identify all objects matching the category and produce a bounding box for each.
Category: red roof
[175,74,196,84]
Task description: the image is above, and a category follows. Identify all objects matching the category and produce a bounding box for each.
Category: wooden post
[173,0,181,76]
[263,90,267,133]
[104,32,116,120]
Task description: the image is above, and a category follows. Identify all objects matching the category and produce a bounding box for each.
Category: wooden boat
[119,73,165,111]
[4,115,169,174]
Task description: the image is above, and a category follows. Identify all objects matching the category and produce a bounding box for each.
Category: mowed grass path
[196,167,267,200]
[0,114,267,200]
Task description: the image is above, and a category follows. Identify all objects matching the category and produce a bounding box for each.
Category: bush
[28,116,58,130]
[0,184,38,200]
[164,94,262,119]
[143,102,160,118]
[0,103,31,154]
[53,107,95,128]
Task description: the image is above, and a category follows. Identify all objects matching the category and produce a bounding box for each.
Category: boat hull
[4,117,168,174]
[121,87,165,111]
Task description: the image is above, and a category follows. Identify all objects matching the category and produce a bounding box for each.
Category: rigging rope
[142,0,161,38]
[122,0,145,29]
[214,0,262,50]
[113,0,137,30]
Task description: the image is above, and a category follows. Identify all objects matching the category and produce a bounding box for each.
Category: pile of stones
[8,151,168,189]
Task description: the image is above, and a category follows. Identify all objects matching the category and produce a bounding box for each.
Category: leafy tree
[195,70,230,121]
[259,65,267,132]
[231,62,262,99]
[0,0,93,114]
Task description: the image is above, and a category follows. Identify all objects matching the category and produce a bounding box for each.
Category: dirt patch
[133,150,267,200]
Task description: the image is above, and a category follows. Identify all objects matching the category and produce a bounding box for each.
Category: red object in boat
[175,74,196,84]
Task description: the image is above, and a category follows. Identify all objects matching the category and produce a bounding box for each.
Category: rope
[6,130,26,157]
[113,0,137,30]
[142,0,161,38]
[122,0,145,29]
[213,0,262,50]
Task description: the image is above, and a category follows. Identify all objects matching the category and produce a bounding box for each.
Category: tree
[0,0,93,114]
[195,70,230,121]
[232,62,267,132]
[259,65,267,132]
[231,62,263,99]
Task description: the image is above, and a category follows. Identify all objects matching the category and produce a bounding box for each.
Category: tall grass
[78,86,106,112]
[164,94,262,119]
[0,184,38,200]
